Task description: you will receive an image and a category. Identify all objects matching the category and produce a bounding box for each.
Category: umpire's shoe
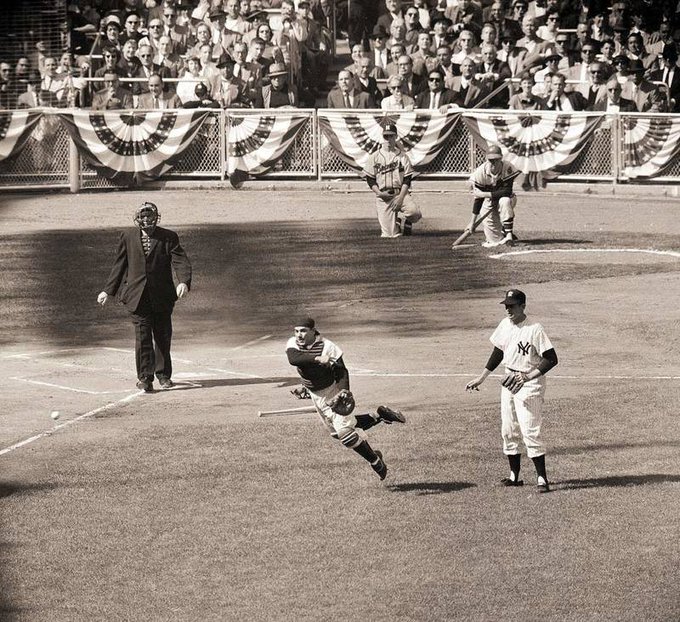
[377,405,406,424]
[136,379,153,393]
[372,450,388,480]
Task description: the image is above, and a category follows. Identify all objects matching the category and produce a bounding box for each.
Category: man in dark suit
[415,69,457,110]
[544,73,587,111]
[449,57,492,108]
[327,70,375,108]
[396,54,427,98]
[592,78,637,112]
[649,45,680,112]
[97,202,192,392]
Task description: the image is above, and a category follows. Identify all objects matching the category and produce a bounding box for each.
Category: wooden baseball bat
[451,204,495,249]
[258,405,317,417]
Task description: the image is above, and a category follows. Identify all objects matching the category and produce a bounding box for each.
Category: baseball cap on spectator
[500,289,526,305]
[105,15,121,29]
[370,25,389,39]
[382,122,398,135]
[486,145,503,160]
[209,9,226,19]
[269,63,288,77]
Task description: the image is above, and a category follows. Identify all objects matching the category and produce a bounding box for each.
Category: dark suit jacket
[414,88,458,109]
[649,68,680,112]
[357,76,384,105]
[401,74,428,98]
[449,76,491,108]
[544,91,588,111]
[326,89,375,108]
[591,97,637,112]
[104,227,192,314]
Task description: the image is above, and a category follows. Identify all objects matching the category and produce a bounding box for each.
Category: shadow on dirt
[559,474,680,490]
[170,376,300,389]
[387,481,477,495]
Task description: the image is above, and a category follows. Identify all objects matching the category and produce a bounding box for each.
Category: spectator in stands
[612,54,630,85]
[176,55,207,105]
[589,10,613,43]
[136,73,182,108]
[649,45,680,112]
[385,43,406,77]
[95,47,122,78]
[133,45,162,95]
[474,43,511,106]
[415,68,456,111]
[92,72,134,110]
[378,0,405,33]
[411,32,437,77]
[448,56,491,108]
[14,58,32,91]
[248,38,274,76]
[232,41,262,85]
[503,0,528,43]
[622,59,663,112]
[140,18,165,55]
[327,69,374,108]
[451,30,479,67]
[580,61,610,110]
[181,81,221,108]
[255,22,286,65]
[387,19,407,51]
[566,39,600,87]
[396,54,427,98]
[435,45,457,89]
[40,57,66,105]
[162,3,189,54]
[17,73,45,108]
[100,15,123,52]
[154,35,182,79]
[121,11,143,45]
[550,33,576,71]
[544,72,586,110]
[213,58,249,107]
[345,44,367,75]
[356,57,384,105]
[498,34,528,77]
[537,8,561,43]
[430,18,453,53]
[479,23,498,49]
[412,0,432,31]
[517,15,551,58]
[593,77,637,113]
[598,39,616,68]
[573,22,590,55]
[369,26,390,73]
[404,5,425,51]
[445,0,482,28]
[207,9,229,59]
[0,63,16,110]
[255,62,299,108]
[533,54,563,96]
[625,32,656,70]
[29,41,48,78]
[198,44,221,89]
[509,72,544,110]
[225,0,253,37]
[483,1,506,33]
[118,39,141,83]
[186,22,213,59]
[381,74,414,110]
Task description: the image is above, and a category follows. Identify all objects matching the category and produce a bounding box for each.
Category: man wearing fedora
[254,62,298,107]
[622,59,662,111]
[369,25,390,74]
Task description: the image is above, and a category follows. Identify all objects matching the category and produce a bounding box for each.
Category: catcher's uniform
[364,145,422,238]
[469,160,518,245]
[285,336,363,438]
[490,317,554,458]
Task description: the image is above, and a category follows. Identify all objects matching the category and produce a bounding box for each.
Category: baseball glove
[501,372,528,394]
[327,389,356,416]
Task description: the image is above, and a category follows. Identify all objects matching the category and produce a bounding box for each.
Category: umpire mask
[134,202,160,234]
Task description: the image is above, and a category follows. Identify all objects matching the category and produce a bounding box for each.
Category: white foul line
[9,377,131,395]
[0,391,141,458]
[489,248,680,259]
[352,372,680,380]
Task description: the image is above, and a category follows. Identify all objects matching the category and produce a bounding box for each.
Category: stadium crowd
[0,0,679,112]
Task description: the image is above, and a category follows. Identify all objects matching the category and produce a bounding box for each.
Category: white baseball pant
[500,373,546,458]
[482,195,517,244]
[375,193,422,238]
[309,382,365,439]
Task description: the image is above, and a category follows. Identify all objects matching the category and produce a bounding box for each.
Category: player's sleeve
[533,324,554,355]
[400,154,413,188]
[285,338,318,366]
[364,153,377,189]
[489,319,508,351]
[322,339,343,363]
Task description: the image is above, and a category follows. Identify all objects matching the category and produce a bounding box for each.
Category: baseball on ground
[50,411,60,420]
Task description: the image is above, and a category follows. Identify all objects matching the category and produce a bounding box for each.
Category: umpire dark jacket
[103,227,192,313]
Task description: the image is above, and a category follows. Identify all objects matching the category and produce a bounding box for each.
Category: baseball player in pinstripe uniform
[465,145,520,248]
[364,122,422,238]
[286,317,406,480]
[465,289,558,493]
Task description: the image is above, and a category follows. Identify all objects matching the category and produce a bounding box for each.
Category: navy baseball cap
[382,122,398,135]
[487,144,503,160]
[501,289,526,305]
[295,317,315,329]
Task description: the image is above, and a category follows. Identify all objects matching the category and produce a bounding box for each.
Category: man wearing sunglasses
[415,68,457,111]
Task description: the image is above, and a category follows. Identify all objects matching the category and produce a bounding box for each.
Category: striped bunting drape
[227,111,309,176]
[622,115,680,179]
[56,109,211,184]
[0,110,43,162]
[317,110,462,171]
[462,111,604,173]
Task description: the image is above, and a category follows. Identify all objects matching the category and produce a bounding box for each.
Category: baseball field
[1,184,679,621]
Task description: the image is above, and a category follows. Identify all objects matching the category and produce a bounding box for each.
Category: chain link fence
[2,111,680,190]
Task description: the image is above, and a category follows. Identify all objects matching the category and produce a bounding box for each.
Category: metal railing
[0,109,679,191]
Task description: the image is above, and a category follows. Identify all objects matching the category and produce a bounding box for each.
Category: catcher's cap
[295,317,315,329]
[501,289,526,305]
[382,122,398,135]
[487,145,503,160]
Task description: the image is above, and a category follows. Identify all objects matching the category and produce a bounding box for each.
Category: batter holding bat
[364,122,422,238]
[465,289,558,493]
[458,144,521,249]
[286,317,406,480]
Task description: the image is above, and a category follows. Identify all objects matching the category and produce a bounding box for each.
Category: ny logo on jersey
[517,341,531,356]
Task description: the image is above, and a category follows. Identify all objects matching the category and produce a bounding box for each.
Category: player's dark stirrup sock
[531,455,547,481]
[508,454,521,481]
[355,413,380,431]
[353,440,380,464]
[502,217,514,236]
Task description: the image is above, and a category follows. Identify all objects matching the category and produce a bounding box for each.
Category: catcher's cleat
[500,477,524,487]
[371,450,388,480]
[377,405,406,424]
[537,482,551,493]
[136,379,153,393]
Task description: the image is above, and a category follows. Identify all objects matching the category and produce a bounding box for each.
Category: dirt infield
[1,187,680,620]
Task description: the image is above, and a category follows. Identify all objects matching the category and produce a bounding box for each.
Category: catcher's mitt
[327,389,356,416]
[501,372,528,394]
[290,386,311,400]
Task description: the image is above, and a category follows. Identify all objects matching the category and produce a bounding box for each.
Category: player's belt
[380,188,398,196]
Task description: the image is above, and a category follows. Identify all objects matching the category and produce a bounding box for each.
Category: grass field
[1,187,679,621]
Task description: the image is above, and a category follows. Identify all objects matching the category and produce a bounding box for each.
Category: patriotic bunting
[622,115,680,178]
[0,110,44,162]
[56,110,211,184]
[227,112,309,176]
[462,111,604,173]
[317,110,461,171]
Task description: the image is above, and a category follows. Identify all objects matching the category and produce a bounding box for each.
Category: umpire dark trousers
[130,288,173,382]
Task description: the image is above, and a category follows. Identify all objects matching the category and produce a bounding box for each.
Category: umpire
[97,202,192,392]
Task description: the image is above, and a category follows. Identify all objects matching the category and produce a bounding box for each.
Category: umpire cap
[487,145,503,160]
[501,289,526,305]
